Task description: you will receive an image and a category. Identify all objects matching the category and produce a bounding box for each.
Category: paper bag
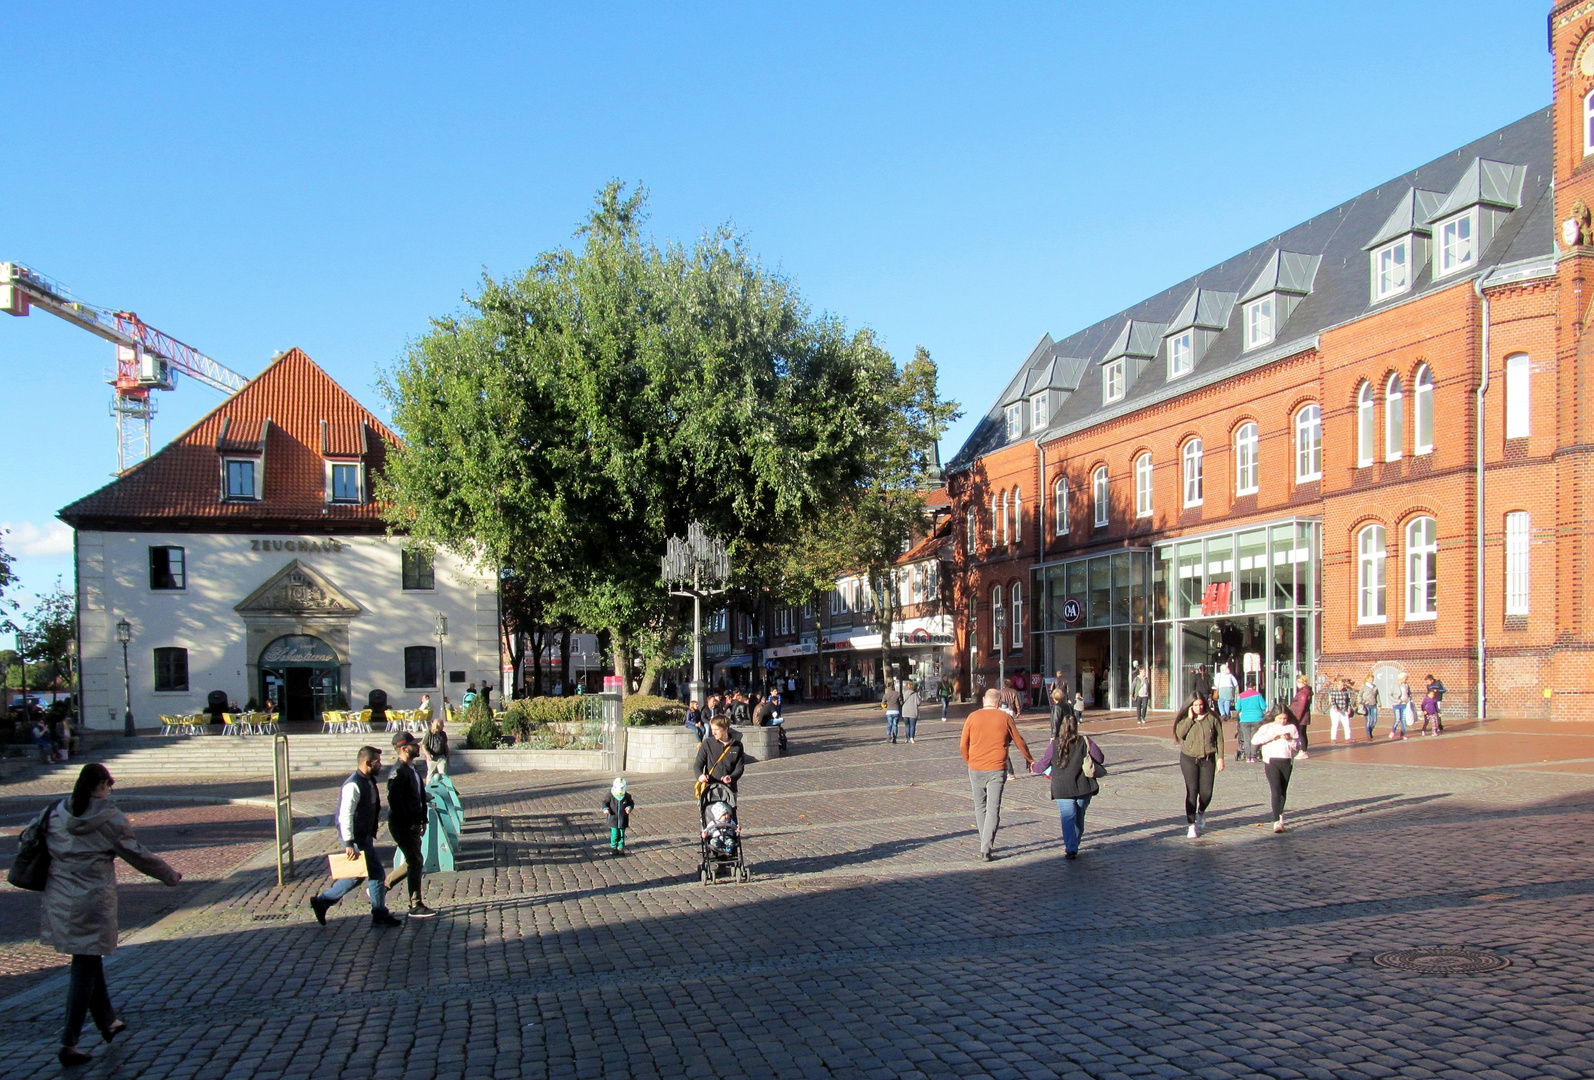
[327,851,368,880]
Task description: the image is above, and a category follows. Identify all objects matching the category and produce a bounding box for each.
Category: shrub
[623,694,686,727]
[502,696,585,741]
[465,713,501,750]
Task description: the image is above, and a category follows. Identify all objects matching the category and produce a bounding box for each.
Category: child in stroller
[697,780,749,884]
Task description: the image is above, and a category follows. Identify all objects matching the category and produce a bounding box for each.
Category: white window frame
[992,585,1005,651]
[1103,359,1125,404]
[1505,511,1530,615]
[1371,238,1412,302]
[1413,364,1434,455]
[1000,491,1011,546]
[1505,353,1530,439]
[1295,405,1322,482]
[966,509,977,557]
[1585,89,1594,157]
[1182,439,1203,507]
[926,560,939,601]
[1004,403,1023,441]
[1356,382,1376,467]
[1054,476,1069,536]
[1013,488,1023,548]
[1168,330,1194,378]
[1234,422,1259,496]
[1031,392,1049,431]
[1093,466,1109,527]
[1134,453,1153,518]
[223,457,260,501]
[1405,516,1438,621]
[1358,524,1387,624]
[327,460,364,504]
[1244,295,1276,350]
[1435,209,1477,278]
[1010,583,1024,651]
[1385,374,1404,461]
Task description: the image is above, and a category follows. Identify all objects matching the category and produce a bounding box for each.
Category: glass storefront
[1153,518,1321,711]
[1031,550,1152,711]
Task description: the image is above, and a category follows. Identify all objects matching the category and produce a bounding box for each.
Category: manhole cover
[1372,946,1510,975]
[251,913,290,922]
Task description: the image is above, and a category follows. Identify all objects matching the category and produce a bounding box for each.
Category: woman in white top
[1250,708,1302,833]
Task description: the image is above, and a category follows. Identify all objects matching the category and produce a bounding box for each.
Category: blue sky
[0,1,1550,642]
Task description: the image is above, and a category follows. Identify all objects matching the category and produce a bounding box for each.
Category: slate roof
[949,108,1555,470]
[59,348,398,532]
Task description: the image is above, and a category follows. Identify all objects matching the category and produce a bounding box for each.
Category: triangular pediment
[235,559,363,617]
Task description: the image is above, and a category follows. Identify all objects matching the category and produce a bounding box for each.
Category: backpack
[7,802,54,892]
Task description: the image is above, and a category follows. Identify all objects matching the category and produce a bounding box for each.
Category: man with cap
[382,731,437,918]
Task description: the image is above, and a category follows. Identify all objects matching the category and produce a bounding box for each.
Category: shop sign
[1200,582,1232,616]
[1062,598,1082,625]
[250,538,346,553]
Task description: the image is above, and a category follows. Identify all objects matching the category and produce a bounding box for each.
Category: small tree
[22,581,75,690]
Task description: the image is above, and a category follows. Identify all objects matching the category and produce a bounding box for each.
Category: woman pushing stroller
[694,716,749,883]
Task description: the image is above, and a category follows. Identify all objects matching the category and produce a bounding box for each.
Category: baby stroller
[697,780,749,884]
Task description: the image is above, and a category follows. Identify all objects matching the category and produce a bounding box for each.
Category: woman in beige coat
[43,763,181,1066]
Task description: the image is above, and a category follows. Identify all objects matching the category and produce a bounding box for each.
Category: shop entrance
[258,634,341,724]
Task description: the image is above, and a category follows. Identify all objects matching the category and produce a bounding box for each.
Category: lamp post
[434,612,448,716]
[15,630,27,722]
[662,522,730,707]
[115,618,134,736]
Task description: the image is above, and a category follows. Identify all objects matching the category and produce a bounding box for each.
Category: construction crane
[0,261,251,473]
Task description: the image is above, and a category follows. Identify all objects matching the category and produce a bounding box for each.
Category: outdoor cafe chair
[321,710,343,734]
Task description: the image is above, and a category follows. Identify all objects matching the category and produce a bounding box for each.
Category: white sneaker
[1273,818,1285,834]
[1186,824,1198,839]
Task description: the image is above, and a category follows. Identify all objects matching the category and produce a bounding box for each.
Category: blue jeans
[1217,695,1233,718]
[1392,704,1409,737]
[1364,707,1378,738]
[886,711,900,739]
[1057,796,1091,854]
[317,841,388,910]
[903,714,918,740]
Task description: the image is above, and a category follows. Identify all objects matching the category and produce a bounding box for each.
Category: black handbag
[7,803,54,892]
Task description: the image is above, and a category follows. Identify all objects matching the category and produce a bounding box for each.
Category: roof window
[1424,158,1525,280]
[1162,288,1234,380]
[1239,250,1319,352]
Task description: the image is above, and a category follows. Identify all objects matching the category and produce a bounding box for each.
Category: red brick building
[946,6,1594,720]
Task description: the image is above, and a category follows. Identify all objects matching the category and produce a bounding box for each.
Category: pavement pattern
[2,703,1594,1079]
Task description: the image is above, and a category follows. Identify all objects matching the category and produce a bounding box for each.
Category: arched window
[1356,382,1375,466]
[1093,466,1109,527]
[999,491,1010,547]
[1010,582,1024,650]
[991,585,1005,651]
[1585,89,1594,156]
[1505,353,1530,438]
[1385,375,1404,460]
[1406,516,1437,619]
[966,509,977,557]
[1182,439,1204,507]
[1413,365,1434,455]
[1295,405,1322,481]
[1234,423,1258,495]
[1135,453,1153,517]
[1013,487,1024,548]
[1358,525,1387,623]
[1054,476,1069,536]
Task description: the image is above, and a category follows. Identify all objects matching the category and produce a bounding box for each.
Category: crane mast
[0,261,250,473]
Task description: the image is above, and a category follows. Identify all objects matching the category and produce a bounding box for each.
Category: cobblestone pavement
[3,703,1594,1079]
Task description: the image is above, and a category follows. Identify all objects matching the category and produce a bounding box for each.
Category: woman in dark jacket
[1049,716,1099,858]
[693,717,746,803]
[1288,675,1314,755]
[1173,694,1225,838]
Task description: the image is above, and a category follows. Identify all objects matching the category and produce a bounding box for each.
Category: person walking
[1049,714,1100,859]
[882,681,904,744]
[1214,663,1238,721]
[1359,674,1379,740]
[1234,676,1266,763]
[381,733,437,918]
[1288,674,1314,755]
[959,688,1034,861]
[310,746,403,928]
[1174,694,1225,838]
[42,764,181,1067]
[1049,680,1070,738]
[602,776,635,855]
[901,681,922,744]
[938,678,953,721]
[1132,665,1151,725]
[423,716,451,780]
[1422,674,1447,735]
[1327,677,1354,743]
[693,717,746,804]
[1390,672,1413,741]
[1251,706,1303,833]
[1419,686,1443,737]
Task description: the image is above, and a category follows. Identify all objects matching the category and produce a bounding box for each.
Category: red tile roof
[59,348,399,533]
[921,485,951,509]
[898,514,951,565]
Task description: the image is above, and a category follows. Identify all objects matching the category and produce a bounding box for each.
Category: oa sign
[1062,598,1083,626]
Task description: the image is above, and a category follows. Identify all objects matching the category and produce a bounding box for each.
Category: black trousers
[383,823,425,903]
[1265,758,1293,820]
[1136,697,1149,723]
[63,954,113,1048]
[1179,753,1216,822]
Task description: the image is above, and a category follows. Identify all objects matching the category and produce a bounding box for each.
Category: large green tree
[380,184,943,695]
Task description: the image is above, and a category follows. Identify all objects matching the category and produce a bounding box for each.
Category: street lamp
[14,630,27,722]
[115,618,134,737]
[434,612,448,715]
[662,522,730,706]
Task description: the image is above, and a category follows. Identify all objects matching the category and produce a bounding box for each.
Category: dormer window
[1004,403,1022,440]
[1244,296,1275,350]
[329,462,364,504]
[1103,359,1126,404]
[1435,210,1476,277]
[1372,238,1411,302]
[1168,331,1194,378]
[224,458,258,500]
[1030,391,1049,431]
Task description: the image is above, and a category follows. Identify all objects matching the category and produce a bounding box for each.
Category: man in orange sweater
[960,688,1034,861]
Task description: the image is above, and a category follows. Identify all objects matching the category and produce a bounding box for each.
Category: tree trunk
[610,626,629,700]
[528,627,545,698]
[559,629,573,696]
